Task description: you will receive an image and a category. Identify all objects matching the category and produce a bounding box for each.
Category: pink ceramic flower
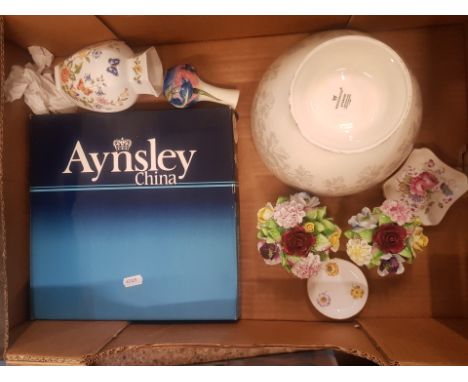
[273,200,306,229]
[291,253,321,279]
[409,171,438,197]
[380,199,413,225]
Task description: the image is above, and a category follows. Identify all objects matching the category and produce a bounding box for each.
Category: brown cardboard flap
[1,17,468,365]
[92,320,388,365]
[99,16,350,46]
[436,319,468,339]
[4,16,117,57]
[3,42,32,340]
[358,318,468,365]
[0,16,6,360]
[6,320,128,365]
[348,16,468,31]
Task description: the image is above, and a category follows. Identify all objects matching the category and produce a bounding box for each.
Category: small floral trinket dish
[383,148,468,226]
[307,258,368,320]
[345,200,428,277]
[256,192,342,279]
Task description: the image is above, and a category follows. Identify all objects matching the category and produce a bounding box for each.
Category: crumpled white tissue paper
[5,46,77,114]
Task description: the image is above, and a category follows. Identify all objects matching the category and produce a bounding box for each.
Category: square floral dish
[383,148,468,226]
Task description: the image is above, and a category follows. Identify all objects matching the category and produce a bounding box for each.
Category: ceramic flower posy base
[256,192,342,279]
[345,199,429,277]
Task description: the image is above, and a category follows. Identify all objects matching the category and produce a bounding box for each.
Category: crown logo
[113,137,132,151]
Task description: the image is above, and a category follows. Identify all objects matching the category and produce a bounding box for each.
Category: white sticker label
[123,274,143,288]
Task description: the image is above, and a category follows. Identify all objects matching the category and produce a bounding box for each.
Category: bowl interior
[290,35,412,153]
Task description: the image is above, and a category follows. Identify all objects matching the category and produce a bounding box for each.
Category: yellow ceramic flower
[412,226,429,251]
[350,284,365,299]
[257,202,274,225]
[303,222,315,233]
[325,261,339,277]
[346,238,372,266]
[329,228,341,252]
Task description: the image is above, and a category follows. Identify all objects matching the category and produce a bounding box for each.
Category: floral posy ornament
[345,200,428,277]
[256,192,341,279]
[383,148,468,226]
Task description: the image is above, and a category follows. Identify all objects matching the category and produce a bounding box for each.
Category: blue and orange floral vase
[163,64,239,109]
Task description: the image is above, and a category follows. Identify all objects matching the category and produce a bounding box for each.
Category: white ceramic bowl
[252,30,422,196]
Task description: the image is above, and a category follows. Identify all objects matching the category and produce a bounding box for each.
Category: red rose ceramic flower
[373,223,407,254]
[281,226,316,257]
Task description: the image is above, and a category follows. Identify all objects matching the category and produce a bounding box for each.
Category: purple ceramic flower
[316,292,331,307]
[348,207,379,229]
[377,254,405,276]
[290,192,320,208]
[257,241,281,265]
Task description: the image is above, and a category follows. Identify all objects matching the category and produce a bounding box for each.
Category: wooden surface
[4,16,117,57]
[99,16,351,46]
[348,16,468,31]
[141,25,468,321]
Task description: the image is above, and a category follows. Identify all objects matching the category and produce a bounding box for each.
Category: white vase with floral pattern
[55,40,163,112]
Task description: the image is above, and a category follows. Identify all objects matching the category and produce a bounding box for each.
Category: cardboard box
[1,15,468,365]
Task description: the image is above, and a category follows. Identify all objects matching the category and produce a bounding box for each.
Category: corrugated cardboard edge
[0,15,9,362]
[356,320,399,366]
[88,343,389,366]
[5,321,129,366]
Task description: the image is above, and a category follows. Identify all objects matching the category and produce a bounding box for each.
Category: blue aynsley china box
[29,106,239,320]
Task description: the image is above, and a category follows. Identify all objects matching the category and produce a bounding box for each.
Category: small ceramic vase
[163,64,239,109]
[55,40,163,112]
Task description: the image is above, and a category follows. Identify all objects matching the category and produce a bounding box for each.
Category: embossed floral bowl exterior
[55,40,163,112]
[252,30,422,196]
